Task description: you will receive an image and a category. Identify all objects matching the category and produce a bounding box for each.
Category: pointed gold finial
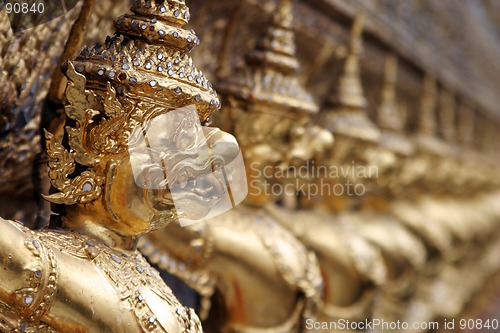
[218,0,317,116]
[246,0,299,74]
[321,12,379,142]
[457,101,474,147]
[72,0,220,122]
[377,53,414,155]
[417,73,438,136]
[438,88,456,143]
[337,12,366,110]
[377,53,401,132]
[477,114,495,153]
[414,74,453,155]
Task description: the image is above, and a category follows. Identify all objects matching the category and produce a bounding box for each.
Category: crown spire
[72,0,220,122]
[131,0,191,26]
[321,13,379,142]
[438,88,456,143]
[376,53,414,155]
[245,0,299,74]
[415,74,453,155]
[457,101,474,147]
[377,53,402,132]
[337,12,367,110]
[218,0,317,116]
[417,73,437,136]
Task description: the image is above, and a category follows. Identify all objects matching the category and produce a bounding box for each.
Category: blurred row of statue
[0,0,499,332]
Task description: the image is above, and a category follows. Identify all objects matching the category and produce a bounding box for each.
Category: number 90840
[5,1,45,14]
[1,0,79,32]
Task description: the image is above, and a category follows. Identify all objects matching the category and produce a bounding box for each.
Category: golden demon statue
[0,0,243,331]
[141,1,323,332]
[218,2,385,330]
[311,14,428,329]
[225,8,388,327]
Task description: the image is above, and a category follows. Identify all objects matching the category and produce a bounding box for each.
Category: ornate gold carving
[320,13,380,142]
[0,5,82,205]
[418,73,438,137]
[438,88,457,143]
[75,0,221,122]
[337,13,366,111]
[218,0,317,118]
[139,225,217,320]
[2,0,500,331]
[0,217,203,333]
[376,53,414,156]
[40,229,202,333]
[43,0,230,207]
[377,54,401,132]
[44,128,104,205]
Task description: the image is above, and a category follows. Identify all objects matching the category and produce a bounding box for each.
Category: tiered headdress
[44,0,220,205]
[321,14,380,142]
[376,53,414,155]
[73,0,220,120]
[415,73,452,155]
[218,0,318,117]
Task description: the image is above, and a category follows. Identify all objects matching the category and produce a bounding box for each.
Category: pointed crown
[326,13,367,110]
[438,88,456,143]
[44,0,220,205]
[417,73,438,136]
[377,53,402,132]
[321,13,380,142]
[72,0,220,123]
[218,0,318,117]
